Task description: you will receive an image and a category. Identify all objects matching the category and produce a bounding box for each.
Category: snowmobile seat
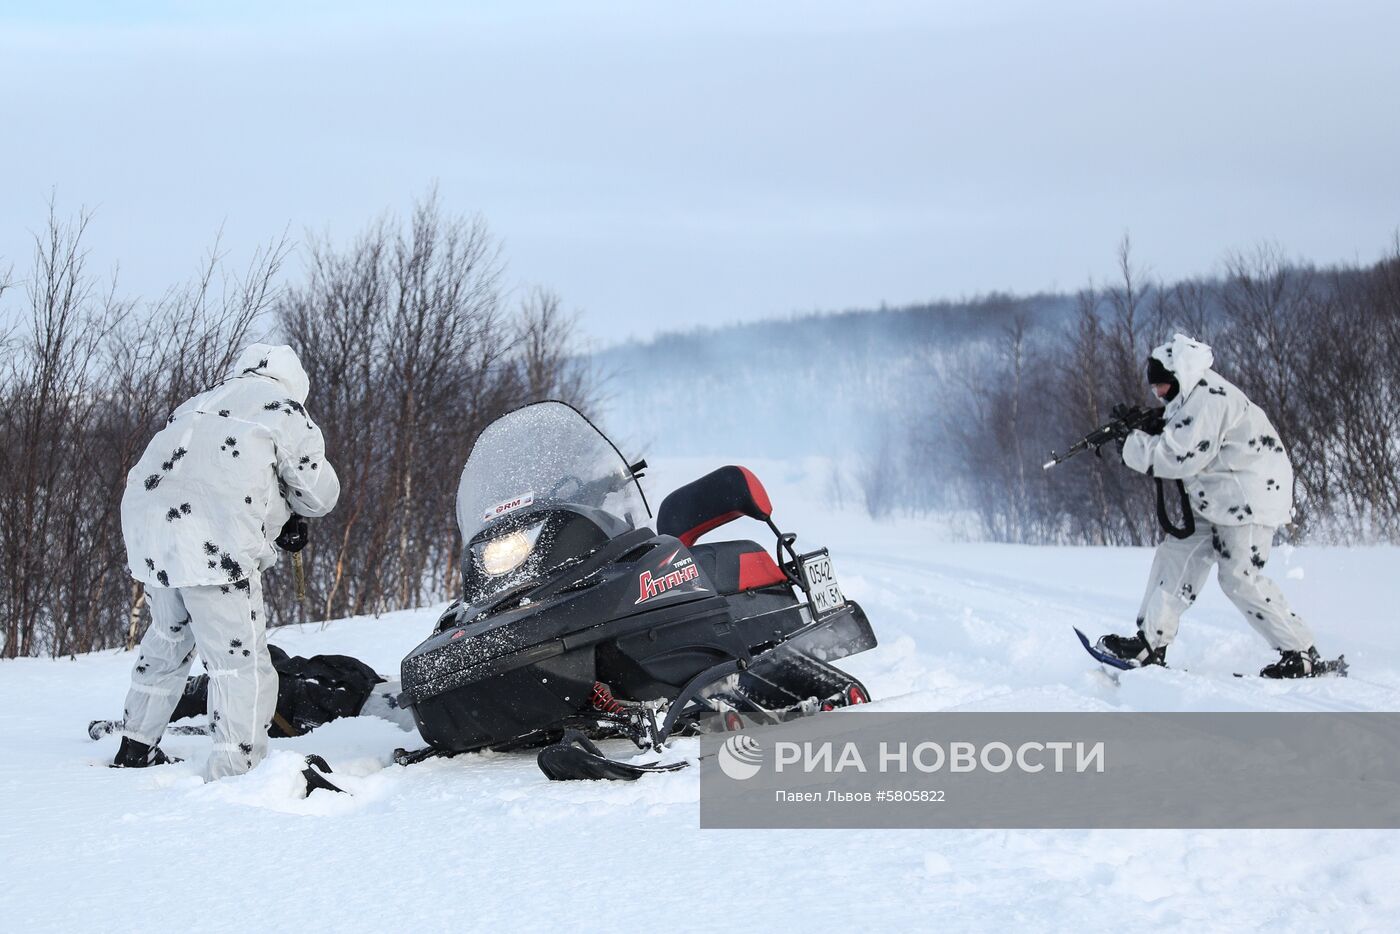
[657,465,774,547]
[688,540,788,595]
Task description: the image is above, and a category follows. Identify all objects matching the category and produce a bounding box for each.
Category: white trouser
[1137,523,1316,652]
[122,575,278,780]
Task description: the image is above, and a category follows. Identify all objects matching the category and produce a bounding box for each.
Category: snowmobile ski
[536,730,689,782]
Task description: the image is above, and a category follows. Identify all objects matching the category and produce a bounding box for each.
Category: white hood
[231,343,310,404]
[1150,333,1214,401]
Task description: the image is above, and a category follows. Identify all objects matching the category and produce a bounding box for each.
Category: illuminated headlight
[476,522,544,577]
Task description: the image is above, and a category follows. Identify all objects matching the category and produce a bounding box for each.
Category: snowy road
[4,461,1399,932]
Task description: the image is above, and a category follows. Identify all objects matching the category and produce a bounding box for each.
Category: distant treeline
[595,291,1076,460]
[893,238,1400,545]
[0,195,590,658]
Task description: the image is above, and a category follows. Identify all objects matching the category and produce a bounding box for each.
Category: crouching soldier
[114,344,339,777]
[1094,334,1331,678]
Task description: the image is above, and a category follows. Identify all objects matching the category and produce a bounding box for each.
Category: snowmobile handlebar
[1042,404,1165,470]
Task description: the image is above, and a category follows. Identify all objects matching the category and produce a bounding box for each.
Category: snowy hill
[3,458,1399,931]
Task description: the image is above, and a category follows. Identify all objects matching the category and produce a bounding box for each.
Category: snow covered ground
[4,457,1399,932]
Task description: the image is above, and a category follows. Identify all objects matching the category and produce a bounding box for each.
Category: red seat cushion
[688,540,788,595]
[738,549,788,590]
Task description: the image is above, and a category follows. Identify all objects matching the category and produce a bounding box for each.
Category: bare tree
[275,192,593,624]
[517,287,593,406]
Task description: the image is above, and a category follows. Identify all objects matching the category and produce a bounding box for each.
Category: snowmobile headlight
[477,522,544,577]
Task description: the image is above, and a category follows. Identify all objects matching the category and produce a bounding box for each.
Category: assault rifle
[1043,403,1194,539]
[1041,404,1164,471]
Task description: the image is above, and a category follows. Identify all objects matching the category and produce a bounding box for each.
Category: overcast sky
[2,1,1397,344]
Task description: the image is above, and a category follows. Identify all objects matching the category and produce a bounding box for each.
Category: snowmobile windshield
[456,401,650,547]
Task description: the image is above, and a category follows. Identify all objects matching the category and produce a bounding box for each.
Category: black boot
[111,736,182,768]
[1260,646,1323,679]
[1095,631,1167,668]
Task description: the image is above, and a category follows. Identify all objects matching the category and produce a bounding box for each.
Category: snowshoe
[91,719,209,740]
[1260,647,1347,679]
[110,736,182,768]
[301,754,346,796]
[1091,630,1166,669]
[393,402,879,779]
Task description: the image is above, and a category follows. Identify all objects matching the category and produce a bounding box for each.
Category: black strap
[271,711,302,737]
[1155,478,1195,540]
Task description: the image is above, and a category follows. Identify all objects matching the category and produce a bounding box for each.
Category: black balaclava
[1146,355,1179,402]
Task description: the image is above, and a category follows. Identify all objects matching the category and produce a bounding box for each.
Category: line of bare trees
[1,195,590,658]
[902,236,1400,545]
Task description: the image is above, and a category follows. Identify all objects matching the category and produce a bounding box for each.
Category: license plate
[800,551,845,618]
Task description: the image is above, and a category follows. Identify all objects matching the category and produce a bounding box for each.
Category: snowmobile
[394,401,877,779]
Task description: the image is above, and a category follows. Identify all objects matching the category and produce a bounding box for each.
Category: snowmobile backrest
[656,465,774,547]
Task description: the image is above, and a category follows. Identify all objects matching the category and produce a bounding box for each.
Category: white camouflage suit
[120,344,340,779]
[1122,334,1315,653]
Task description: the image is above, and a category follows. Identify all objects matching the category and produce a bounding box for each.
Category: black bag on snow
[171,645,383,737]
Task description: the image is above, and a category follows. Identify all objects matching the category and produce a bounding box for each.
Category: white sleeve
[1122,387,1227,479]
[276,414,340,518]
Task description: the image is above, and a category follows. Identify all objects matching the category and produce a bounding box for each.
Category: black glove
[1107,403,1137,442]
[275,515,309,553]
[1108,403,1166,439]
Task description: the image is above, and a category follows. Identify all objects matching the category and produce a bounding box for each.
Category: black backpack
[267,645,384,737]
[168,646,384,737]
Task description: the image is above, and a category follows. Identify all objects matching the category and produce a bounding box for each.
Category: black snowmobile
[394,401,877,780]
